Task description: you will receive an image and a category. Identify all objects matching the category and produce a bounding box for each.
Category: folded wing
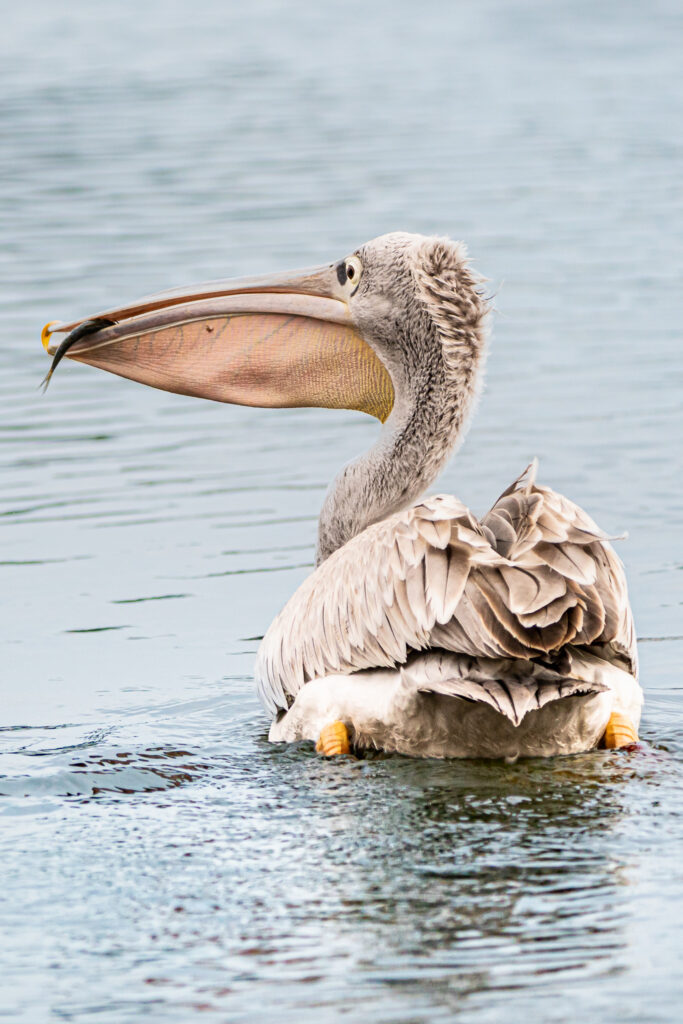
[255,463,637,715]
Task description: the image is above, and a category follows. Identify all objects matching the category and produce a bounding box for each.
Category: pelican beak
[40,264,394,422]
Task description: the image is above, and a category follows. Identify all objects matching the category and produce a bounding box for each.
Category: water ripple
[2,0,683,1020]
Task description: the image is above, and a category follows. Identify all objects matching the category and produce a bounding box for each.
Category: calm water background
[1,0,682,1020]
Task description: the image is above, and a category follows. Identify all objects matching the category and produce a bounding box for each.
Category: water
[1,0,682,1019]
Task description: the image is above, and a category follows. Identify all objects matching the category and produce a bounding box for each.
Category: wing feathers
[443,544,472,620]
[255,468,637,712]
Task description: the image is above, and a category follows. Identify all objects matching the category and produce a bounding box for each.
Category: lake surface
[1,0,682,1020]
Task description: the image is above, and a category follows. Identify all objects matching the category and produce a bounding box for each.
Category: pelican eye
[337,255,363,293]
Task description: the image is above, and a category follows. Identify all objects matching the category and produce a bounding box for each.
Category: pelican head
[336,232,488,416]
[42,233,489,558]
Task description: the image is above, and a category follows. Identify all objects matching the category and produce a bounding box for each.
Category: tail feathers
[414,673,606,728]
[401,649,610,727]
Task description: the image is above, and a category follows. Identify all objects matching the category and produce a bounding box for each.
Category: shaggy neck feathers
[315,238,489,564]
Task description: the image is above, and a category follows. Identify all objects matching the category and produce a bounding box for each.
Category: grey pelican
[42,232,642,758]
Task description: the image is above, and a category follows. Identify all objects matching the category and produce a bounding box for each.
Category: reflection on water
[2,0,683,1020]
[4,720,675,1022]
[1,696,680,1021]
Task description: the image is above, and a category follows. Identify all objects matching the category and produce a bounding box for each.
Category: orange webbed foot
[602,712,639,749]
[316,721,351,756]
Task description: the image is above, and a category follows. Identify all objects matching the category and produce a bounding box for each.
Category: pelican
[42,232,642,759]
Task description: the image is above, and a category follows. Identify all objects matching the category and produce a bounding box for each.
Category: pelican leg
[602,712,639,749]
[316,721,351,756]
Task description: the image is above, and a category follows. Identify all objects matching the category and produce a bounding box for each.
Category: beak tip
[41,321,61,353]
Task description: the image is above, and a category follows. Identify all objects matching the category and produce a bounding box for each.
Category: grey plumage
[256,232,641,756]
[315,233,488,563]
[256,464,637,719]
